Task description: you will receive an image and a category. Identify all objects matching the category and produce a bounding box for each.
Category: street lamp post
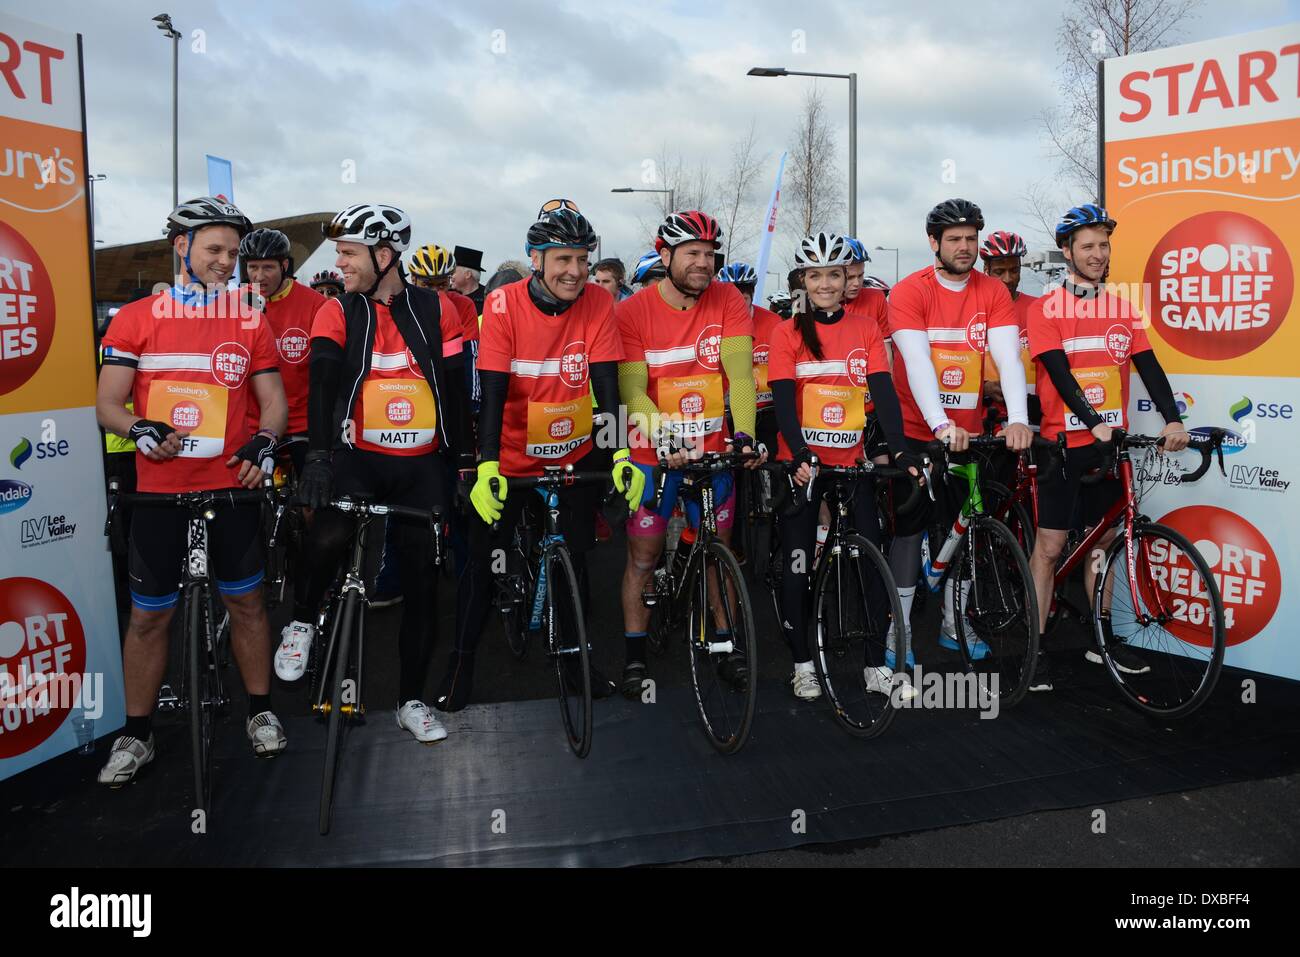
[610,186,675,217]
[153,14,182,279]
[88,173,106,246]
[875,246,899,284]
[748,67,857,237]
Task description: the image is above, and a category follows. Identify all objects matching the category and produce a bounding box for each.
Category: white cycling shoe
[274,621,315,682]
[791,667,822,701]
[247,711,287,756]
[865,665,919,701]
[98,735,156,787]
[397,700,448,744]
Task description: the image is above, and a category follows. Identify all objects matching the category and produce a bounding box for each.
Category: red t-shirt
[446,288,479,343]
[101,289,279,493]
[750,304,783,410]
[983,290,1039,395]
[1029,285,1153,448]
[768,314,890,466]
[844,287,891,341]
[888,266,1017,440]
[244,279,326,435]
[617,281,754,466]
[476,279,622,476]
[309,292,464,456]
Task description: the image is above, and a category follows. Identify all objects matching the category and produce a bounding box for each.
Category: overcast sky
[24,0,1300,294]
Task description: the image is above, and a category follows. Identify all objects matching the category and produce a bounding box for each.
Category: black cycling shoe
[433,650,475,713]
[1028,652,1054,692]
[621,661,649,699]
[563,658,617,699]
[717,652,749,693]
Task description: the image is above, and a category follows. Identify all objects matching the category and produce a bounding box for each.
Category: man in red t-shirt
[715,261,782,451]
[616,211,764,698]
[1026,204,1188,689]
[978,230,1040,429]
[96,197,290,785]
[887,199,1034,664]
[438,206,639,710]
[284,203,473,745]
[240,227,327,472]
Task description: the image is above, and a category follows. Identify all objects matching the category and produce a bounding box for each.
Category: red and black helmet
[655,210,723,252]
[980,230,1028,260]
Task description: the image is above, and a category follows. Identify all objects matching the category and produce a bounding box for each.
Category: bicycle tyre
[984,480,1036,557]
[686,540,758,754]
[812,531,905,738]
[187,583,216,815]
[546,545,592,757]
[319,589,359,835]
[1094,521,1226,719]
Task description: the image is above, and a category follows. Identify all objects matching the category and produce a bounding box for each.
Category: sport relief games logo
[0,577,88,757]
[1148,506,1280,647]
[1144,211,1294,361]
[0,220,56,397]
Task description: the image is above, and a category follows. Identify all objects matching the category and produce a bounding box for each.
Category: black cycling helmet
[925,198,985,239]
[240,228,291,262]
[166,195,252,242]
[525,207,598,254]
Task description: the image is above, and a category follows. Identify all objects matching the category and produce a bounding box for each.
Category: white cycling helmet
[794,231,853,269]
[324,203,413,253]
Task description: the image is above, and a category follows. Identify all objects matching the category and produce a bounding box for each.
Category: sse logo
[9,437,70,469]
[1230,396,1292,422]
[1144,211,1294,361]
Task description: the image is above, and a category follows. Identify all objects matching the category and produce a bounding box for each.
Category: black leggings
[777,473,887,666]
[297,449,446,706]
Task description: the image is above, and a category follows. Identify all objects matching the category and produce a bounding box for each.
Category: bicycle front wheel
[812,532,905,738]
[686,540,758,754]
[953,516,1040,707]
[545,545,593,757]
[1094,522,1225,719]
[319,589,360,835]
[984,480,1036,557]
[186,583,217,815]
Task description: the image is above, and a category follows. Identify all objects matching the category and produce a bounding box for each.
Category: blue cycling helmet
[716,261,758,285]
[843,237,871,263]
[633,249,666,283]
[1055,203,1117,248]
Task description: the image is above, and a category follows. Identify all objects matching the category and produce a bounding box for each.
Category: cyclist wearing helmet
[770,232,919,701]
[240,228,326,475]
[616,210,765,698]
[768,290,793,319]
[409,242,481,412]
[592,257,633,301]
[438,204,636,709]
[840,237,893,461]
[861,275,891,295]
[631,249,667,288]
[716,261,781,453]
[886,198,1032,665]
[979,230,1041,427]
[96,197,290,784]
[283,203,473,744]
[1025,204,1187,690]
[309,269,346,299]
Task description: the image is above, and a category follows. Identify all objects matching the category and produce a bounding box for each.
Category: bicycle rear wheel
[497,527,532,660]
[686,540,758,754]
[953,516,1040,707]
[812,532,904,738]
[319,589,360,835]
[545,545,592,757]
[1094,522,1225,719]
[186,583,217,815]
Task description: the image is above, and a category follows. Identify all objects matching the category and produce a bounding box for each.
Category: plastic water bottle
[70,708,94,755]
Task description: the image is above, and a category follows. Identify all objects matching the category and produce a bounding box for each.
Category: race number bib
[526,399,593,459]
[801,383,866,450]
[147,380,228,458]
[1066,366,1123,431]
[361,379,436,449]
[658,373,724,439]
[932,348,981,410]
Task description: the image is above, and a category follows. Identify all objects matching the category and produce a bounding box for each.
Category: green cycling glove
[470,460,507,524]
[611,448,645,510]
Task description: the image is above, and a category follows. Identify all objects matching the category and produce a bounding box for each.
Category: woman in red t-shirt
[768,233,920,703]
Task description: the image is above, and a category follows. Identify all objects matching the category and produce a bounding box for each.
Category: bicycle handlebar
[761,456,925,518]
[496,469,611,492]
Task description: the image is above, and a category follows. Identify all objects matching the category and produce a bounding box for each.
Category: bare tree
[1039,0,1201,200]
[786,86,843,238]
[632,146,718,244]
[716,119,767,262]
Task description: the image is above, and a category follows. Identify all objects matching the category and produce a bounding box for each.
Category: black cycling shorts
[1034,441,1121,532]
[128,502,263,610]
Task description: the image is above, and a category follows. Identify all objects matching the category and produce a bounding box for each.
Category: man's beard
[671,261,710,295]
[938,251,973,276]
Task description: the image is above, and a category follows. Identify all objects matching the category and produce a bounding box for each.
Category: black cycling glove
[128,419,178,456]
[233,431,277,475]
[297,451,333,509]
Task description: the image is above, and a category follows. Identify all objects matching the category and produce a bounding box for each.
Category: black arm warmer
[591,361,622,447]
[772,379,807,458]
[868,371,907,456]
[307,338,343,453]
[1039,349,1104,430]
[1132,350,1180,425]
[440,350,474,467]
[477,369,508,462]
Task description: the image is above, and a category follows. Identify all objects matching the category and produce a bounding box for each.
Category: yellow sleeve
[720,335,756,438]
[618,360,663,441]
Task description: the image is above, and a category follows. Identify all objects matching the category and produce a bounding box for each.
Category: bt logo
[1137,391,1193,421]
[1230,396,1292,422]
